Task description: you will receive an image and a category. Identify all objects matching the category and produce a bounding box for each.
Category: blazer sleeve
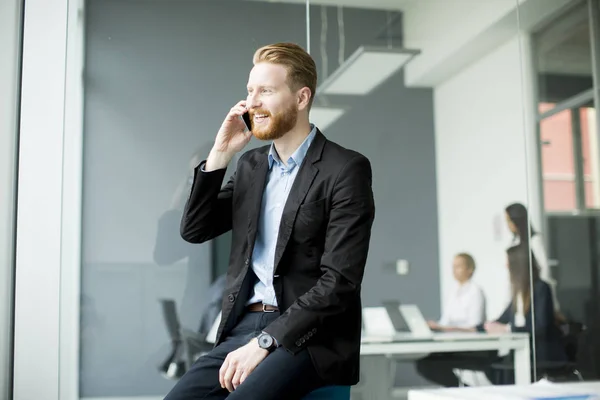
[263,155,375,354]
[519,281,554,336]
[501,282,554,336]
[496,304,513,325]
[477,302,512,332]
[180,160,235,244]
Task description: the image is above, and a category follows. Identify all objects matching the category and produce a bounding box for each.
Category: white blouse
[439,280,486,328]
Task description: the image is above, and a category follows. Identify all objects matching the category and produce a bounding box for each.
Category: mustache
[249,109,271,117]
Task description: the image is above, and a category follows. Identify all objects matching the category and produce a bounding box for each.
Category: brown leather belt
[247,302,279,313]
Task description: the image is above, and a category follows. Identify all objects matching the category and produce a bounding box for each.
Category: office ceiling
[245,0,418,11]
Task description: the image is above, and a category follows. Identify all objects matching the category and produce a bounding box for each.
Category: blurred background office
[4,0,600,399]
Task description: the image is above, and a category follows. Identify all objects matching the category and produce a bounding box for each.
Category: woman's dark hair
[505,202,537,243]
[506,245,540,314]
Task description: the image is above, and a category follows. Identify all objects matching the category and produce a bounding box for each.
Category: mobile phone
[242,112,252,131]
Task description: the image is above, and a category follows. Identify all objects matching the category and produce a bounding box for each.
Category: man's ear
[297,87,312,111]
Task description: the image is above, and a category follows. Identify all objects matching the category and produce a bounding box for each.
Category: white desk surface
[408,381,600,400]
[360,332,529,355]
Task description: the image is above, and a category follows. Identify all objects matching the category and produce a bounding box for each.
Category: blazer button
[244,258,250,266]
[295,340,302,347]
[228,294,235,303]
[312,328,317,333]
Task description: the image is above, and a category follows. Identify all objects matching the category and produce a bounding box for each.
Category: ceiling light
[317,46,420,95]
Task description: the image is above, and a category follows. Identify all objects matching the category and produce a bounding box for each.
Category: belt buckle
[262,303,276,313]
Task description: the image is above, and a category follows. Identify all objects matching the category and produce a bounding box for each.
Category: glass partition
[65,0,538,397]
[529,0,600,384]
[74,0,309,397]
[20,0,600,398]
[313,0,534,395]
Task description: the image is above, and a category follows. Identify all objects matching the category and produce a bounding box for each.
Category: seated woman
[479,245,567,365]
[416,245,566,387]
[427,252,486,332]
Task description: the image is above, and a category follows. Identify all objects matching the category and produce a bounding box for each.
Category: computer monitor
[381,300,432,338]
[382,300,410,333]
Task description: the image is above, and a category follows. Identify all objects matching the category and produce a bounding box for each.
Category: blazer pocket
[298,198,326,218]
[294,198,326,241]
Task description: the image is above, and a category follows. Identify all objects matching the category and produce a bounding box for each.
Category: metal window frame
[0,0,24,399]
[13,0,70,399]
[536,0,600,218]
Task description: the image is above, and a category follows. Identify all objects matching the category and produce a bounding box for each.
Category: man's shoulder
[237,144,271,166]
[236,134,371,169]
[321,136,371,168]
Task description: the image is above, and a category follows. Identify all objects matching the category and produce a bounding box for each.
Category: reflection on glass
[532,0,600,385]
[59,0,600,397]
[78,0,308,397]
[535,2,591,105]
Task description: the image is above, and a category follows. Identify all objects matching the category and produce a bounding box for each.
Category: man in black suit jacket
[164,42,375,400]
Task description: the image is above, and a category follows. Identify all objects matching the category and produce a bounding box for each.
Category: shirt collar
[268,124,317,170]
[456,279,473,293]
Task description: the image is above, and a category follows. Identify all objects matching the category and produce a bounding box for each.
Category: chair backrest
[205,311,222,344]
[159,299,181,341]
[577,316,600,378]
[302,385,351,400]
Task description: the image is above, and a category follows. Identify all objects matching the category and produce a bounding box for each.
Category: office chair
[490,320,588,385]
[158,299,215,378]
[491,359,583,385]
[158,339,186,380]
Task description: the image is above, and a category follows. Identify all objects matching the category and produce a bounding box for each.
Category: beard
[250,104,298,141]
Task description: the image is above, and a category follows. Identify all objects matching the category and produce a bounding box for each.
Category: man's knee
[162,354,225,400]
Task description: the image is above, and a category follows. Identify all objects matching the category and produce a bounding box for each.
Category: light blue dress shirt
[246,125,317,306]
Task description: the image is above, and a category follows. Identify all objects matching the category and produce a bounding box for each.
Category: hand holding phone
[242,111,252,132]
[206,101,253,171]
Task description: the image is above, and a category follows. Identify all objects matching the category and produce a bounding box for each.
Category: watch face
[259,333,274,349]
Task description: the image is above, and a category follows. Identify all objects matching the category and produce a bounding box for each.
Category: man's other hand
[219,338,269,392]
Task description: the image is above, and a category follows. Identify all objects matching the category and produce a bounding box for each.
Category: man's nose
[246,93,261,109]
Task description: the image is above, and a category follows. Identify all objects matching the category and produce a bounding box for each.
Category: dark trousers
[164,310,326,400]
[416,351,500,387]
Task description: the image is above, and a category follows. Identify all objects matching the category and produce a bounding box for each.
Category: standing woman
[505,203,563,322]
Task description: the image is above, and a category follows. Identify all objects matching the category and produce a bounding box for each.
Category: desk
[355,333,530,400]
[408,381,600,400]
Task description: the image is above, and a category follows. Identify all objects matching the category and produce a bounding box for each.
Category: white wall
[434,36,531,319]
[403,0,571,321]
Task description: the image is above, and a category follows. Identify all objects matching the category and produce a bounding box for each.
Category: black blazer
[180,131,376,385]
[479,279,566,363]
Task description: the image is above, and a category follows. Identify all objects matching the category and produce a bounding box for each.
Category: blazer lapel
[246,154,269,256]
[273,131,326,273]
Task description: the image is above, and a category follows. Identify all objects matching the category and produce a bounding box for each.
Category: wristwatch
[257,332,277,352]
